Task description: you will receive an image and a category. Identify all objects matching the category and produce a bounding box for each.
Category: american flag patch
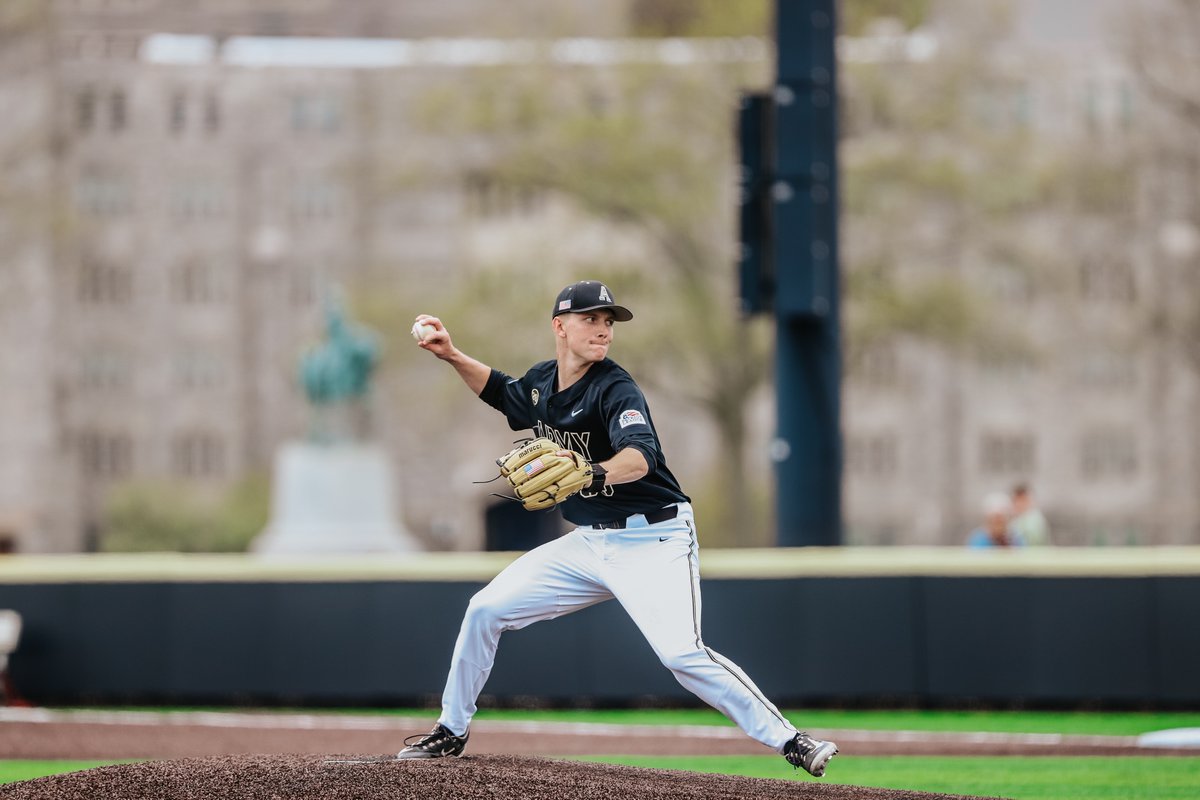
[558,300,572,310]
[523,458,545,475]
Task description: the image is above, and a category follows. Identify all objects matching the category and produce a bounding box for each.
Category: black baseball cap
[551,280,633,321]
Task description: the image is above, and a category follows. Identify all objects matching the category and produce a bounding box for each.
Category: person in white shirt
[1010,483,1050,546]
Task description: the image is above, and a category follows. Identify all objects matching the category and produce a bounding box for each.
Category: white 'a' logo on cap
[599,285,612,302]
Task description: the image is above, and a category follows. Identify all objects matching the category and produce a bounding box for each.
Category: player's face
[558,310,615,363]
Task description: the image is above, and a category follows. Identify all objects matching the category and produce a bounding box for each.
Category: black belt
[592,505,678,530]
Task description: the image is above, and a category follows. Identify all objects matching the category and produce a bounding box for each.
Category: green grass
[782,709,1200,737]
[75,705,1200,737]
[5,751,1200,800]
[0,761,128,784]
[84,705,1200,738]
[470,707,1200,737]
[575,754,1200,800]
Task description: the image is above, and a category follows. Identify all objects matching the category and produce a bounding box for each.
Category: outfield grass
[469,707,1200,737]
[0,761,129,783]
[85,705,1200,737]
[577,754,1200,800]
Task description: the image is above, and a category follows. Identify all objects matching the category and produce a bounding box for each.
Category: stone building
[839,0,1200,545]
[1,0,1196,552]
[0,0,755,552]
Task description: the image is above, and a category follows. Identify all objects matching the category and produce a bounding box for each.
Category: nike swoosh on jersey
[571,408,584,417]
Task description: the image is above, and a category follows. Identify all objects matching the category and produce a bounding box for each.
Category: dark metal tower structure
[738,0,842,546]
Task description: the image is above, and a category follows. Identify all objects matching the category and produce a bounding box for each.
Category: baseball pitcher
[398,280,837,777]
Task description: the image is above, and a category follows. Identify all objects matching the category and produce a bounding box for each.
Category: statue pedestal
[252,442,420,554]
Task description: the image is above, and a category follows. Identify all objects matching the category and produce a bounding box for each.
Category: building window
[174,350,226,391]
[169,179,227,220]
[1118,81,1136,132]
[256,10,290,36]
[172,432,225,478]
[79,349,132,392]
[1086,520,1144,547]
[169,90,187,134]
[290,94,341,133]
[1080,77,1137,137]
[79,431,132,478]
[1080,257,1135,304]
[846,433,898,478]
[847,343,898,388]
[464,172,546,218]
[288,179,341,221]
[204,92,220,134]
[982,264,1032,303]
[1083,79,1101,135]
[977,349,1035,383]
[1081,428,1137,481]
[980,432,1035,475]
[1075,349,1136,390]
[290,265,321,307]
[970,81,1032,132]
[75,170,133,216]
[110,89,127,132]
[172,261,223,303]
[77,86,96,132]
[1161,170,1192,218]
[78,258,133,304]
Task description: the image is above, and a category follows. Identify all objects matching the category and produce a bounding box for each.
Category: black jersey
[479,358,689,526]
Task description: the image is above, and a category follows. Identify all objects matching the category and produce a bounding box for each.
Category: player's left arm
[595,378,659,485]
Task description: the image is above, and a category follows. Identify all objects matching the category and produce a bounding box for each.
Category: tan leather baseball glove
[497,438,593,512]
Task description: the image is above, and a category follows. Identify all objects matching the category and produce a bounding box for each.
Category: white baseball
[411,322,436,342]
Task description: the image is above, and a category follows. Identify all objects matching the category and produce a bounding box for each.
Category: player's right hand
[412,315,452,357]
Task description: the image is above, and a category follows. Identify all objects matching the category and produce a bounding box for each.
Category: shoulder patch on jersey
[531,388,540,406]
[618,409,646,429]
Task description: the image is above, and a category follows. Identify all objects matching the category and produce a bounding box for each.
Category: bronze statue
[299,289,379,442]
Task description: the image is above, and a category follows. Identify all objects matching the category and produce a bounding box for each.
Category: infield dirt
[0,753,1005,800]
[8,707,1191,799]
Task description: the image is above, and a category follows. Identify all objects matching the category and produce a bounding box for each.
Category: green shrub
[100,475,270,553]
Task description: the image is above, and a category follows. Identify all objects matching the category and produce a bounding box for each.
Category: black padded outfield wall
[2,574,1198,707]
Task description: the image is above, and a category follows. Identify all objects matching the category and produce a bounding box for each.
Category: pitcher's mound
[0,753,1003,800]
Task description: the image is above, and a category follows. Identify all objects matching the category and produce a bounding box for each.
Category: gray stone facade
[1,0,1196,551]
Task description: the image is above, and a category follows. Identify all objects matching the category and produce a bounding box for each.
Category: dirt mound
[0,754,1002,800]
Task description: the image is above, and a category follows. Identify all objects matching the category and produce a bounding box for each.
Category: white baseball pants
[436,502,797,752]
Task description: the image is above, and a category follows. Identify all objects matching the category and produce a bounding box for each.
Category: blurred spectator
[967,491,1024,548]
[0,610,21,706]
[1010,482,1050,546]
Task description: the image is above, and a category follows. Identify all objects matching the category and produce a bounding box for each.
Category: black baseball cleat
[783,731,838,777]
[396,724,470,759]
